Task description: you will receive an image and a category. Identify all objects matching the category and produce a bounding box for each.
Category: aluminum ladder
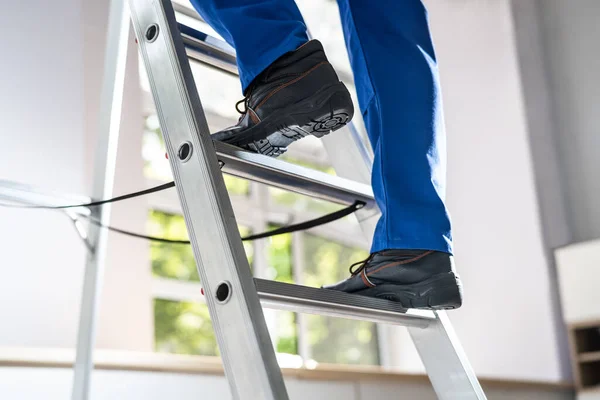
[68,0,488,398]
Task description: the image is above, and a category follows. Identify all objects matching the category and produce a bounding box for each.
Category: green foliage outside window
[269,155,340,214]
[148,210,199,281]
[266,229,298,355]
[266,228,293,283]
[273,311,298,355]
[303,233,380,365]
[148,210,253,282]
[150,210,253,356]
[148,197,378,364]
[154,298,219,356]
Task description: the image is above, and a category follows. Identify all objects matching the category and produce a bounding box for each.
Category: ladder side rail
[71,1,129,399]
[408,312,488,399]
[215,141,376,209]
[128,0,288,399]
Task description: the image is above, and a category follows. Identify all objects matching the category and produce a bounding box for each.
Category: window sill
[0,347,572,392]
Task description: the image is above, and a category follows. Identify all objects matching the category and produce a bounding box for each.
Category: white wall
[83,1,154,350]
[417,0,568,382]
[95,28,153,351]
[0,0,86,348]
[0,0,152,351]
[536,0,600,243]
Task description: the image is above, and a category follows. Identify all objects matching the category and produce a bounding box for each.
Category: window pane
[303,233,380,365]
[265,228,298,355]
[269,187,342,215]
[149,210,199,281]
[268,155,341,215]
[148,210,253,281]
[223,174,251,196]
[154,298,218,356]
[274,311,298,355]
[266,227,293,283]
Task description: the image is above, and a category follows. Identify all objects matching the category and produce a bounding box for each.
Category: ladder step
[255,278,434,329]
[179,23,238,76]
[179,23,238,75]
[177,22,375,209]
[216,141,375,208]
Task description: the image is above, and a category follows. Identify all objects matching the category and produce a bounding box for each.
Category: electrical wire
[75,200,364,244]
[1,182,364,243]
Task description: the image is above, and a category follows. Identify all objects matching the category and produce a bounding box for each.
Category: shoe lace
[235,80,258,116]
[349,253,376,276]
[235,97,249,115]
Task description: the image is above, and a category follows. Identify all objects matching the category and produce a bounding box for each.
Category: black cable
[76,200,365,244]
[84,216,191,244]
[1,181,365,242]
[242,200,364,241]
[3,181,175,209]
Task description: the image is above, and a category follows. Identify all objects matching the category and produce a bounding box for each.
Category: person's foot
[323,250,463,310]
[212,40,354,157]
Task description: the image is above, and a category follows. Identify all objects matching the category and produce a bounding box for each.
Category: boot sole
[219,82,354,157]
[354,272,463,310]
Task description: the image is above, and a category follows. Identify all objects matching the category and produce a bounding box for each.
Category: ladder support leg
[71,0,129,399]
[408,311,487,399]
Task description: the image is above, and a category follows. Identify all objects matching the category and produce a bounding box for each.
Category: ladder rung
[215,141,375,208]
[179,21,358,92]
[178,23,374,208]
[255,278,434,329]
[179,23,375,209]
[179,23,238,75]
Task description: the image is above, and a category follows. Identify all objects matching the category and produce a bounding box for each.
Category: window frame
[143,98,388,366]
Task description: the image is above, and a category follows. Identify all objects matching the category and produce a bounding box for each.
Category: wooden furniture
[556,239,600,398]
[568,321,600,391]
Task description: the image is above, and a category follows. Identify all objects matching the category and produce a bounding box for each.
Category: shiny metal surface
[71,1,129,399]
[215,141,376,209]
[408,311,488,399]
[255,279,433,329]
[129,0,288,398]
[180,23,238,76]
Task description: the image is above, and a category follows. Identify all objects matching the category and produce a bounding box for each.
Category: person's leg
[190,0,354,156]
[189,0,308,92]
[337,0,452,254]
[325,0,461,309]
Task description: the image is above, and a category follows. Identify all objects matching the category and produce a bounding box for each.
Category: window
[148,208,253,356]
[302,233,379,365]
[140,0,381,366]
[143,111,380,365]
[154,299,218,356]
[148,210,253,282]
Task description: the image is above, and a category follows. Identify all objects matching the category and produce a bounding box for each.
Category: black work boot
[323,250,463,310]
[212,40,354,157]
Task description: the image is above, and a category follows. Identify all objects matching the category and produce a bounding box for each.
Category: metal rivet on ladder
[145,24,159,42]
[177,142,193,162]
[215,281,232,304]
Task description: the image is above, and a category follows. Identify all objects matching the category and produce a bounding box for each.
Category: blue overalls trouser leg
[190,0,453,255]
